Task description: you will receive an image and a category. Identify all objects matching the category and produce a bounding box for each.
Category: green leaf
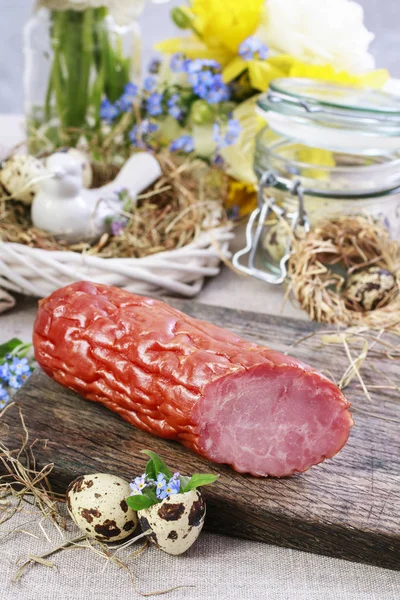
[145,459,156,481]
[14,343,33,359]
[179,475,190,491]
[142,487,158,504]
[141,450,172,479]
[0,339,29,362]
[182,473,218,493]
[126,494,155,511]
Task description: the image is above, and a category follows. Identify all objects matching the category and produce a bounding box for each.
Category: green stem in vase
[64,10,85,128]
[47,11,68,126]
[39,6,134,144]
[98,11,130,103]
[91,8,108,128]
[99,16,117,102]
[76,8,95,126]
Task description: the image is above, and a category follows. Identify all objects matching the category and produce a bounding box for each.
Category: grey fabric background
[0,0,399,114]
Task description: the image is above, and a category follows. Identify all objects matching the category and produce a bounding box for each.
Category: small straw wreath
[288,215,400,331]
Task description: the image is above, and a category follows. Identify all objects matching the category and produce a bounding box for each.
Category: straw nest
[0,153,229,258]
[288,215,400,330]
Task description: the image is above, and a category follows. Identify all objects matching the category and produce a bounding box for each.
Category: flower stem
[34,6,134,146]
[49,11,68,127]
[76,8,95,125]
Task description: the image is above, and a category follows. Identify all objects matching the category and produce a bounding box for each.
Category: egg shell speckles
[138,490,206,556]
[263,220,291,263]
[66,473,138,542]
[345,267,397,311]
[0,155,45,205]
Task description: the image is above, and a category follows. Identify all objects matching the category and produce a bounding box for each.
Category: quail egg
[0,155,45,204]
[345,266,397,311]
[66,473,138,542]
[263,219,291,263]
[138,490,205,556]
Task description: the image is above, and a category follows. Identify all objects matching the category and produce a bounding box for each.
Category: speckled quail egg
[138,490,205,556]
[0,155,45,204]
[344,266,397,311]
[66,473,138,542]
[262,219,291,263]
[63,148,93,188]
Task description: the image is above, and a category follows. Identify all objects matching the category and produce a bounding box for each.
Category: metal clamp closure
[232,172,310,285]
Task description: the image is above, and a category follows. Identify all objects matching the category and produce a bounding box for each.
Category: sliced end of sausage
[195,364,353,477]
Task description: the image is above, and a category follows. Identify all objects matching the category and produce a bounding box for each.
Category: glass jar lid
[257,78,400,154]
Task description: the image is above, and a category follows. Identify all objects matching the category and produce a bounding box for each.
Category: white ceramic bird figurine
[31,152,162,244]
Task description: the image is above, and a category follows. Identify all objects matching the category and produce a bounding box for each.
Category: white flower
[37,0,107,10]
[108,0,146,24]
[259,0,375,73]
[37,0,170,24]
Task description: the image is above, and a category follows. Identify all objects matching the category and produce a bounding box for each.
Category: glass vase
[24,5,141,153]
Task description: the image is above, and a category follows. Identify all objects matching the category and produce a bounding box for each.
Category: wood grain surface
[2,298,400,570]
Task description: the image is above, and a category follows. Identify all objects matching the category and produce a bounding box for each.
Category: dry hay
[288,215,400,330]
[0,153,229,259]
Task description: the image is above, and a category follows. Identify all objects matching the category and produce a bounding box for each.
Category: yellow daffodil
[286,60,389,90]
[226,179,258,217]
[223,54,389,92]
[222,56,285,91]
[156,0,263,61]
[190,0,264,53]
[220,96,262,185]
[155,36,232,66]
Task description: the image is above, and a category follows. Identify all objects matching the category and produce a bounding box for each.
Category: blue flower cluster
[170,53,188,73]
[146,92,163,117]
[170,134,194,153]
[143,77,157,93]
[100,82,139,123]
[130,474,147,495]
[99,98,120,123]
[238,36,269,61]
[169,55,231,104]
[130,471,181,501]
[116,82,138,112]
[129,119,159,148]
[167,94,182,120]
[111,219,128,237]
[213,118,241,149]
[0,356,32,409]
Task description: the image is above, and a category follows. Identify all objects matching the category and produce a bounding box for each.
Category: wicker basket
[0,224,233,298]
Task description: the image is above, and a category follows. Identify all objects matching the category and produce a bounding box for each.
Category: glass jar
[233,78,400,284]
[24,4,142,153]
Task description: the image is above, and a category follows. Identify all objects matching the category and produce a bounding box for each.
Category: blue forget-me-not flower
[100,98,119,123]
[170,135,194,153]
[146,93,163,116]
[167,94,182,120]
[213,118,241,149]
[116,82,138,112]
[129,119,159,148]
[238,36,269,61]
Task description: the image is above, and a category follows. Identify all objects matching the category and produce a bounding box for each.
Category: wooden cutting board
[2,299,400,570]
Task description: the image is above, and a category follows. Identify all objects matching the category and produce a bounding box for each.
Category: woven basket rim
[1,224,234,261]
